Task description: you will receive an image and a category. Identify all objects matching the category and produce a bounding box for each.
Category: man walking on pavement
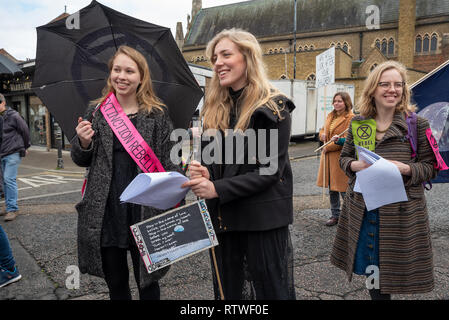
[0,94,30,221]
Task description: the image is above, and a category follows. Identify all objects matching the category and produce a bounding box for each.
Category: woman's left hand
[181,177,218,199]
[389,160,412,176]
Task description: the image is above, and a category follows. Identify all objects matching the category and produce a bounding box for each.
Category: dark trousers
[329,191,345,218]
[101,246,160,300]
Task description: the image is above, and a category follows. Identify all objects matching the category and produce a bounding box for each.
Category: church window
[297,46,302,52]
[431,33,438,51]
[269,48,273,54]
[381,39,387,55]
[310,45,314,50]
[388,38,394,55]
[330,42,335,48]
[342,42,349,53]
[375,39,380,50]
[304,45,308,51]
[423,34,430,52]
[415,35,422,53]
[370,63,378,72]
[306,73,316,81]
[279,48,284,53]
[274,48,278,53]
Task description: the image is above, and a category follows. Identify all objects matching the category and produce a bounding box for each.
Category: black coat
[203,95,295,233]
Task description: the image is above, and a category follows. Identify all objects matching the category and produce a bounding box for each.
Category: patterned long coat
[316,110,354,192]
[71,104,182,289]
[330,112,438,294]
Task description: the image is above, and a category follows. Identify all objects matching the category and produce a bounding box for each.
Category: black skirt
[210,226,296,300]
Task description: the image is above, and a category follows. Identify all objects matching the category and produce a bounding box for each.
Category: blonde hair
[92,45,165,113]
[202,28,283,131]
[357,60,415,118]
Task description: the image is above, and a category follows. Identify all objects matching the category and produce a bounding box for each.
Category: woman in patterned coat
[71,46,182,300]
[330,61,438,299]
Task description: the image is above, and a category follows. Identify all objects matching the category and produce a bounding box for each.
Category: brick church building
[179,0,449,102]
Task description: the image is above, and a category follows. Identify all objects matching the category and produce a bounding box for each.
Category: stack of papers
[120,172,189,210]
[354,146,408,211]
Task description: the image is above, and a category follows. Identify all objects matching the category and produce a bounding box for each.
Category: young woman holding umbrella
[330,61,439,299]
[316,92,354,226]
[182,28,296,300]
[71,45,182,300]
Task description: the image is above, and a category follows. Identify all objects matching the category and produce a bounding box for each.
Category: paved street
[0,141,448,300]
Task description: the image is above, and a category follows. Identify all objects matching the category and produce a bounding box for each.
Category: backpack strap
[405,112,418,158]
[406,112,434,190]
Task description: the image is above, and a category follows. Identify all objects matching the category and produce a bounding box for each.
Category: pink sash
[426,128,448,170]
[100,92,165,173]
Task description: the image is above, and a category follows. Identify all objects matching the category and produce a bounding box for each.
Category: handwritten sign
[316,47,335,88]
[131,200,218,274]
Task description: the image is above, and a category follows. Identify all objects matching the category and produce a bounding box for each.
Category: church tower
[397,0,416,68]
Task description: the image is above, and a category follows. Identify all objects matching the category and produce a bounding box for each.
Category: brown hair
[92,45,165,113]
[332,91,353,113]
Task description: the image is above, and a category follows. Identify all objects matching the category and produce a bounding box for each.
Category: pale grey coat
[71,104,182,288]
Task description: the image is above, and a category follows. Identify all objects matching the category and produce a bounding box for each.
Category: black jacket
[203,95,295,233]
[0,107,30,158]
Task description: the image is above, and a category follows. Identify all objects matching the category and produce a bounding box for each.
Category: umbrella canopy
[0,54,22,75]
[33,0,203,140]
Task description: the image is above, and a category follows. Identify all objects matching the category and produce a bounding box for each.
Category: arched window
[297,46,302,52]
[388,38,394,55]
[304,45,308,51]
[431,33,438,51]
[306,73,316,81]
[375,39,381,50]
[274,48,278,53]
[336,42,341,49]
[279,48,284,53]
[310,45,314,50]
[381,39,387,55]
[342,42,349,53]
[370,63,378,72]
[423,34,430,52]
[269,48,273,54]
[415,35,422,53]
[330,42,335,48]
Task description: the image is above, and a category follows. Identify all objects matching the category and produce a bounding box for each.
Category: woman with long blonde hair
[71,45,181,300]
[182,28,296,300]
[330,60,438,299]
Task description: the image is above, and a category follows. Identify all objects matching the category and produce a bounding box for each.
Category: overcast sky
[0,0,249,61]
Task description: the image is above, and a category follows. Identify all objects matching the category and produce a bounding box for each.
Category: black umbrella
[32,0,203,140]
[0,54,22,75]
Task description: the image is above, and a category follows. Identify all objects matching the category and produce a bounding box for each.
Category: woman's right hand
[320,133,327,141]
[76,117,94,149]
[350,160,370,172]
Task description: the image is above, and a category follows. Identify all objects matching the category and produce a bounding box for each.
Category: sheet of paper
[355,157,408,211]
[120,171,189,210]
